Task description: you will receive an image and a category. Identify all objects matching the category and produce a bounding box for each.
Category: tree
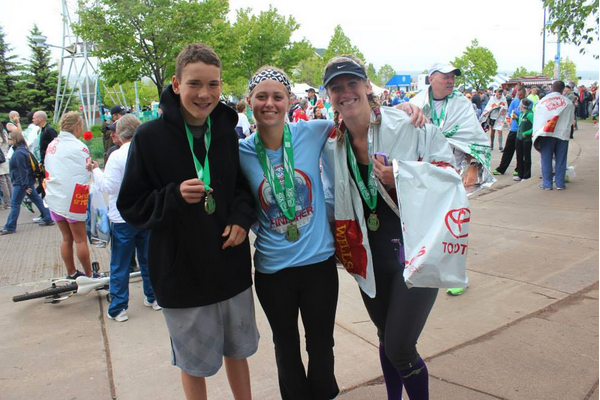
[544,0,599,58]
[377,64,397,87]
[323,25,365,62]
[293,54,324,88]
[452,39,498,89]
[74,0,231,98]
[100,80,159,111]
[366,63,378,86]
[511,66,540,78]
[18,25,58,118]
[229,6,314,97]
[542,57,578,83]
[0,25,20,121]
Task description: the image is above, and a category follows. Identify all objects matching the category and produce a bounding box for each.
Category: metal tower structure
[33,0,100,128]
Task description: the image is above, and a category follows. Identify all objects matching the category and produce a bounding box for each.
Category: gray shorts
[162,287,260,377]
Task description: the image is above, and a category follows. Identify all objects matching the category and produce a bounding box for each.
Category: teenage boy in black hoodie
[117,43,258,400]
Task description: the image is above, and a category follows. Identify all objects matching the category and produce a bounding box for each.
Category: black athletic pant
[494,130,520,174]
[360,245,438,371]
[255,256,339,400]
[515,138,532,179]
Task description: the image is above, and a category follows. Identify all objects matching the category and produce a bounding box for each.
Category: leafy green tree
[378,64,397,87]
[452,39,498,89]
[18,25,58,118]
[511,66,540,78]
[0,25,20,121]
[100,80,159,111]
[366,63,378,86]
[229,6,313,97]
[293,54,325,88]
[323,25,365,62]
[542,57,578,83]
[544,0,599,57]
[74,0,231,98]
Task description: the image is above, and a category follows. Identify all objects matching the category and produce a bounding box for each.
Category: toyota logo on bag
[445,208,470,239]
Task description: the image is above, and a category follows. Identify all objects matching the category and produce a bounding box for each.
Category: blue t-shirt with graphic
[239,119,335,274]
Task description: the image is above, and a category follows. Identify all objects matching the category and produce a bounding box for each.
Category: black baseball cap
[110,105,127,116]
[322,57,368,87]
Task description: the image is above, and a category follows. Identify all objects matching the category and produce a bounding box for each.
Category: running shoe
[144,299,163,311]
[107,310,129,322]
[513,171,518,176]
[446,287,467,296]
[492,170,502,175]
[66,270,86,280]
[513,176,522,181]
[32,216,43,223]
[0,229,15,235]
[22,199,34,213]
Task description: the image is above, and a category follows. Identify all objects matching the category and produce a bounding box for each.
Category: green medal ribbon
[429,88,448,129]
[254,125,299,241]
[184,117,215,214]
[346,134,379,231]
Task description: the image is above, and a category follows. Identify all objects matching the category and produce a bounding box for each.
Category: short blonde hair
[59,112,82,133]
[116,114,141,141]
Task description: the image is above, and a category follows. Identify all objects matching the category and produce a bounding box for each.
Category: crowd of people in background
[0,41,598,400]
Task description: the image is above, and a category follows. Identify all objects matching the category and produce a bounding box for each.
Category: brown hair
[8,130,26,146]
[59,111,83,134]
[324,55,381,142]
[175,43,221,80]
[236,101,246,113]
[248,65,291,97]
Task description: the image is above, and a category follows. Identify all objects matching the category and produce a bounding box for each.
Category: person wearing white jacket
[90,114,160,322]
[321,55,458,400]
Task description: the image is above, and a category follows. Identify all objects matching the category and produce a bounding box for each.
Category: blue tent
[385,75,412,87]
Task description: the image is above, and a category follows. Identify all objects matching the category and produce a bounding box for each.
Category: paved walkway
[0,121,597,399]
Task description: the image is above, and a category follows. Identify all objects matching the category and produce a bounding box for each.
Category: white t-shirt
[236,113,251,137]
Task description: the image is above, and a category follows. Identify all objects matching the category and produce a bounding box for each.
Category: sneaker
[513,171,518,176]
[513,176,522,181]
[32,216,43,223]
[520,178,529,182]
[107,309,129,322]
[492,169,502,175]
[38,221,55,227]
[0,229,15,235]
[66,270,86,280]
[92,272,102,279]
[557,186,566,190]
[538,184,552,190]
[499,147,504,152]
[22,199,34,213]
[144,299,163,311]
[446,287,467,296]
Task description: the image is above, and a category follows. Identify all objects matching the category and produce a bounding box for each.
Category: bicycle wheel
[12,282,78,302]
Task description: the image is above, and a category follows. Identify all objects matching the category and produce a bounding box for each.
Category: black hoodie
[117,84,255,308]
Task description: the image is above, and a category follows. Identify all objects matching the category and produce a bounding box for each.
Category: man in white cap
[408,63,494,296]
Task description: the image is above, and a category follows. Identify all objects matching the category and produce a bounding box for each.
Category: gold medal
[367,213,379,231]
[285,223,300,242]
[204,193,216,214]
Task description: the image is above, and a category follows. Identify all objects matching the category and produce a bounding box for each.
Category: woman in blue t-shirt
[238,66,339,400]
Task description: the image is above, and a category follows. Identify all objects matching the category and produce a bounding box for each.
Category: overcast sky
[4,0,599,78]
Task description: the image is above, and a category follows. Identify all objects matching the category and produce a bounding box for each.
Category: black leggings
[255,256,339,400]
[361,246,438,370]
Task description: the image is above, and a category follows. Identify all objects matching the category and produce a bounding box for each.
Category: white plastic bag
[394,160,469,289]
[87,184,111,248]
[565,166,576,182]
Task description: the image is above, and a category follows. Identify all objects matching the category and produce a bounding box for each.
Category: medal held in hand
[185,118,215,214]
[204,193,216,214]
[346,135,379,231]
[254,125,300,242]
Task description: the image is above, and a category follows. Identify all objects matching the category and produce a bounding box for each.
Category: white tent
[290,83,316,98]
